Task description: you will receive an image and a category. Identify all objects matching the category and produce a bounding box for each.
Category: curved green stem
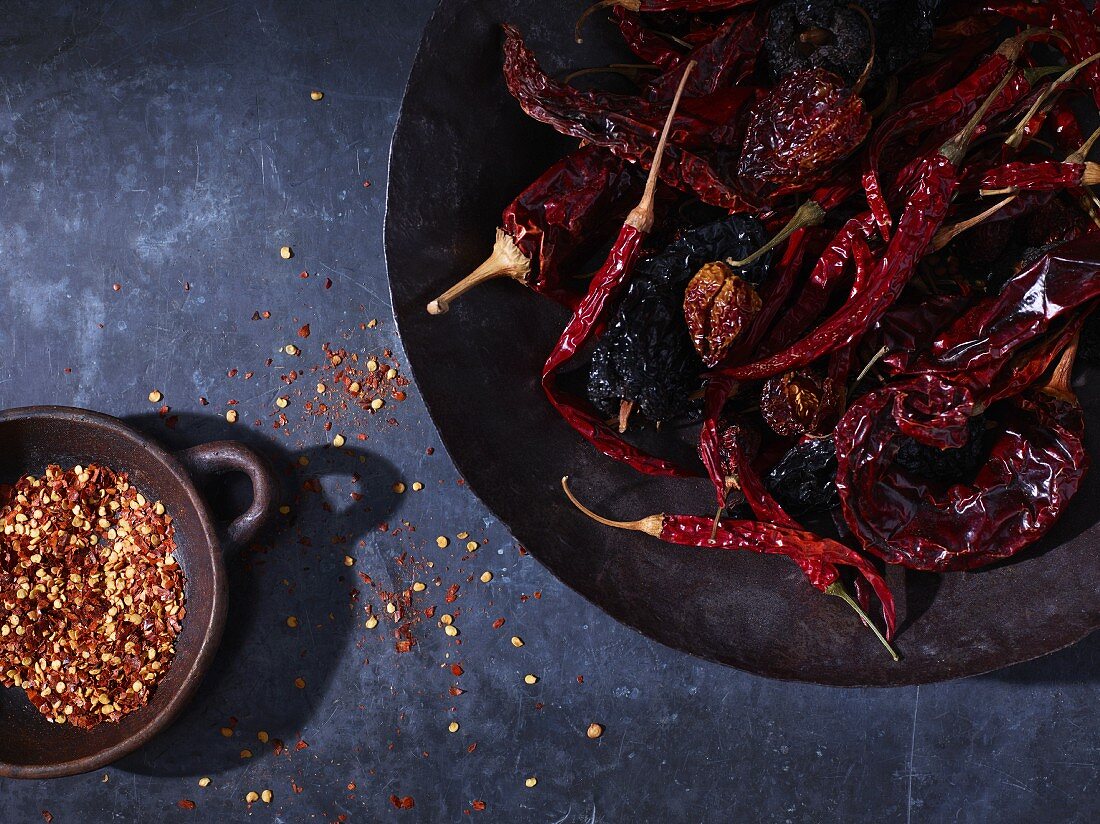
[825,581,900,661]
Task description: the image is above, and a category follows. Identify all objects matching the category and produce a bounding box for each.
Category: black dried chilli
[764,0,942,86]
[587,215,772,424]
[765,435,840,518]
[893,416,989,481]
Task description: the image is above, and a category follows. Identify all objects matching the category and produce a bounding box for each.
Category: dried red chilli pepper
[737,12,874,205]
[982,1,1052,26]
[713,71,1014,384]
[541,62,697,478]
[737,66,872,204]
[645,8,765,99]
[575,0,758,43]
[760,370,842,438]
[760,213,877,356]
[863,29,1044,238]
[920,232,1100,376]
[428,146,642,314]
[683,261,762,367]
[502,25,747,209]
[561,477,898,656]
[720,428,882,642]
[835,354,1088,572]
[975,160,1099,194]
[613,7,682,71]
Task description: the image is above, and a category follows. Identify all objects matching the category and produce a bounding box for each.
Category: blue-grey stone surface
[0,2,1097,822]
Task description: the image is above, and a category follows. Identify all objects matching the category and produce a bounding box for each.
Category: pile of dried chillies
[429,0,1100,660]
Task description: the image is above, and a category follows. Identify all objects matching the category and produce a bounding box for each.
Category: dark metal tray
[384,0,1100,685]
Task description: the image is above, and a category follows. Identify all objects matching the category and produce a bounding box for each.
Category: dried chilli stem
[1043,332,1080,403]
[627,60,696,233]
[427,228,531,315]
[725,200,825,269]
[825,581,900,661]
[1005,51,1100,150]
[561,476,664,536]
[932,196,1016,250]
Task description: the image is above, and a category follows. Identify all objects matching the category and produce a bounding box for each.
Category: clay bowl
[0,406,276,778]
[384,0,1100,686]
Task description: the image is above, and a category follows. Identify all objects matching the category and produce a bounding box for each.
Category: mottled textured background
[0,2,1098,822]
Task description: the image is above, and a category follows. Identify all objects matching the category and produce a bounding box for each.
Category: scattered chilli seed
[344,555,355,567]
[225,410,238,423]
[365,616,379,629]
[411,482,423,491]
[480,572,493,583]
[393,482,406,494]
[440,614,453,626]
[412,582,426,592]
[466,541,479,552]
[332,434,346,447]
[525,777,537,788]
[294,677,306,689]
[367,359,379,372]
[286,616,298,628]
[198,777,211,788]
[0,464,185,728]
[316,382,327,393]
[386,603,396,615]
[276,397,288,409]
[511,636,524,648]
[261,790,273,803]
[436,536,449,548]
[240,749,252,759]
[284,344,299,356]
[457,531,469,539]
[386,368,397,380]
[524,674,538,685]
[310,90,324,101]
[220,727,234,738]
[371,398,384,411]
[587,723,604,739]
[279,246,292,259]
[147,390,162,403]
[245,792,259,804]
[278,505,291,515]
[444,625,458,637]
[448,721,459,733]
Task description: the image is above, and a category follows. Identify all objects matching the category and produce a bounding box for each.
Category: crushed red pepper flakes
[178,800,196,810]
[298,324,311,338]
[472,800,487,811]
[0,464,185,728]
[389,795,415,810]
[451,664,464,676]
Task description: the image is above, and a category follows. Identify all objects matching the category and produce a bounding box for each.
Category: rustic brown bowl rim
[0,405,228,779]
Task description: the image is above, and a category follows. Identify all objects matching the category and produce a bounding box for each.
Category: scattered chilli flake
[389,795,415,810]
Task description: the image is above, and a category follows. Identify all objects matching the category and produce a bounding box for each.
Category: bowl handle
[176,441,277,547]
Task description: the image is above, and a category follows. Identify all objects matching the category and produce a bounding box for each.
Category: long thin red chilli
[1052,0,1100,109]
[656,516,896,640]
[541,61,698,477]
